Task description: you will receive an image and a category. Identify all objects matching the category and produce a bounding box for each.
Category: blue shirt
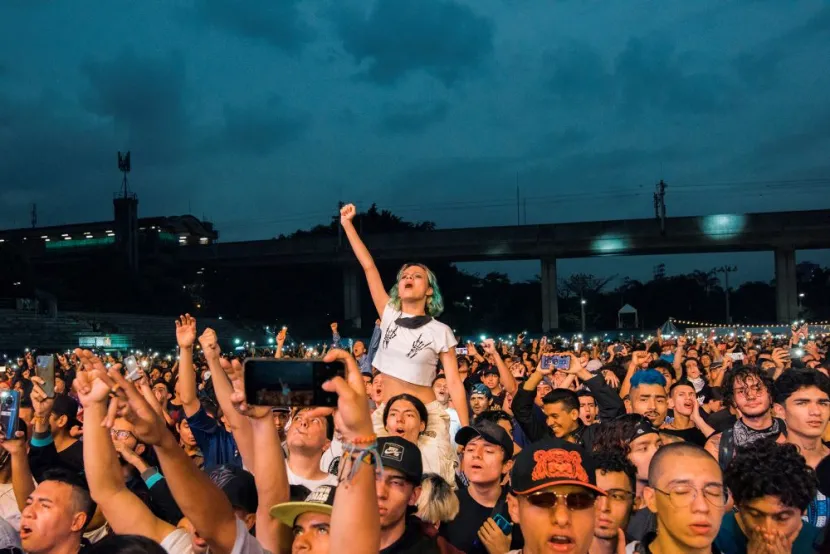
[186,406,241,470]
[715,511,822,553]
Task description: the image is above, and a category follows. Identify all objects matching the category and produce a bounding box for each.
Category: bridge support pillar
[541,257,559,332]
[344,266,362,329]
[775,248,798,324]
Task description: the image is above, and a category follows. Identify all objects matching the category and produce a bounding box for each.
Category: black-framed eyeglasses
[526,490,597,511]
[652,484,727,508]
[601,488,635,504]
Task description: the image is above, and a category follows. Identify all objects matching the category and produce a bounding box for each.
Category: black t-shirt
[381,518,441,554]
[702,409,737,433]
[439,483,522,554]
[661,425,708,447]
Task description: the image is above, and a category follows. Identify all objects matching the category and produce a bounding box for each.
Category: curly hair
[591,414,652,455]
[725,439,816,511]
[593,448,637,492]
[387,263,444,317]
[773,369,830,405]
[722,365,774,409]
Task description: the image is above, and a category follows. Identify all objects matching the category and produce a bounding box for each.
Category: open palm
[176,314,198,348]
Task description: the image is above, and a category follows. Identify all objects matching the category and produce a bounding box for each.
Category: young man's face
[628,433,662,483]
[536,382,552,406]
[736,495,803,545]
[482,373,500,390]
[432,377,449,404]
[291,511,332,554]
[670,385,697,418]
[644,453,725,551]
[287,410,331,453]
[20,481,87,553]
[542,401,580,438]
[469,394,491,416]
[578,396,598,426]
[630,384,668,426]
[461,437,508,486]
[594,470,634,542]
[385,400,425,444]
[376,468,419,529]
[732,375,771,418]
[508,485,596,554]
[776,385,830,439]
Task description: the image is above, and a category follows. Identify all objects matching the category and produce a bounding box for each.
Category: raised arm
[482,339,518,396]
[440,349,469,426]
[198,329,255,470]
[175,314,201,417]
[340,203,389,317]
[226,373,292,554]
[275,327,287,359]
[0,431,35,513]
[106,369,242,554]
[73,351,174,544]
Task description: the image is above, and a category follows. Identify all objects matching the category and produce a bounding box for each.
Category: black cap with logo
[378,436,423,484]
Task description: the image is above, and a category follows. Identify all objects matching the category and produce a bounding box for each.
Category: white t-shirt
[230,517,271,554]
[286,462,339,490]
[160,528,194,554]
[371,304,457,387]
[320,437,344,475]
[0,483,21,531]
[447,407,462,452]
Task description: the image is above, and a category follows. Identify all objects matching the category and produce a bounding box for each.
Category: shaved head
[648,442,719,486]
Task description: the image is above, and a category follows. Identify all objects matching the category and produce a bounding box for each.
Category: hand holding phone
[243,358,345,408]
[0,391,21,440]
[540,354,553,370]
[35,355,56,398]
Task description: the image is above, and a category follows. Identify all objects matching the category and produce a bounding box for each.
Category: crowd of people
[0,202,829,553]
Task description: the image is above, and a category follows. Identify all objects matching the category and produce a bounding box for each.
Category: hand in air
[340,204,357,225]
[175,314,198,349]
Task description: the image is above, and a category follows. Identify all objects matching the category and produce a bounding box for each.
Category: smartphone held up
[243,358,345,408]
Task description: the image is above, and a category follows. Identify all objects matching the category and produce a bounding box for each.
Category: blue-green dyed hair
[388,263,444,317]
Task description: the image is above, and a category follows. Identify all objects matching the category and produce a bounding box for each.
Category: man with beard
[469,384,494,419]
[627,370,669,428]
[661,381,714,447]
[704,366,786,470]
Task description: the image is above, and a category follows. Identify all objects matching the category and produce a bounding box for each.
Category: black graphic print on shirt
[407,334,433,359]
[383,325,399,349]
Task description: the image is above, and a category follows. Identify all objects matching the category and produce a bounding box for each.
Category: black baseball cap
[455,419,514,459]
[510,438,605,496]
[378,436,423,484]
[270,485,336,525]
[482,366,500,377]
[209,465,258,514]
[624,416,659,443]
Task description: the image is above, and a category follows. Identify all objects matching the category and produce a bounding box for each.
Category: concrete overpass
[182,209,830,330]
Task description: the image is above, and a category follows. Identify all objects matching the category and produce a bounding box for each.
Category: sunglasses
[526,490,597,511]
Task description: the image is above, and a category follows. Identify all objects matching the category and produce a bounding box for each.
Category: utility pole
[713,266,738,323]
[653,180,667,235]
[335,201,344,249]
[516,174,520,226]
[31,203,37,228]
[580,298,587,333]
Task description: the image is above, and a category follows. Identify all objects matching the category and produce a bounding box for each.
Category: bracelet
[340,441,383,483]
[348,434,377,446]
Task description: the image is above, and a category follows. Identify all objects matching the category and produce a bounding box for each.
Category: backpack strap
[719,426,735,471]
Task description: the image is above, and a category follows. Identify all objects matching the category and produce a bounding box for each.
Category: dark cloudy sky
[1,1,829,285]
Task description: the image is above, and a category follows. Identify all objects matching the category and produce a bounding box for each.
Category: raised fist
[340,204,357,225]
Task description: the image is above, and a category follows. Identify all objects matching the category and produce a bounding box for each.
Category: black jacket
[512,373,624,451]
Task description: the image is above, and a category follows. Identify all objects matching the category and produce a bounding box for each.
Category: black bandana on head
[394,315,432,329]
